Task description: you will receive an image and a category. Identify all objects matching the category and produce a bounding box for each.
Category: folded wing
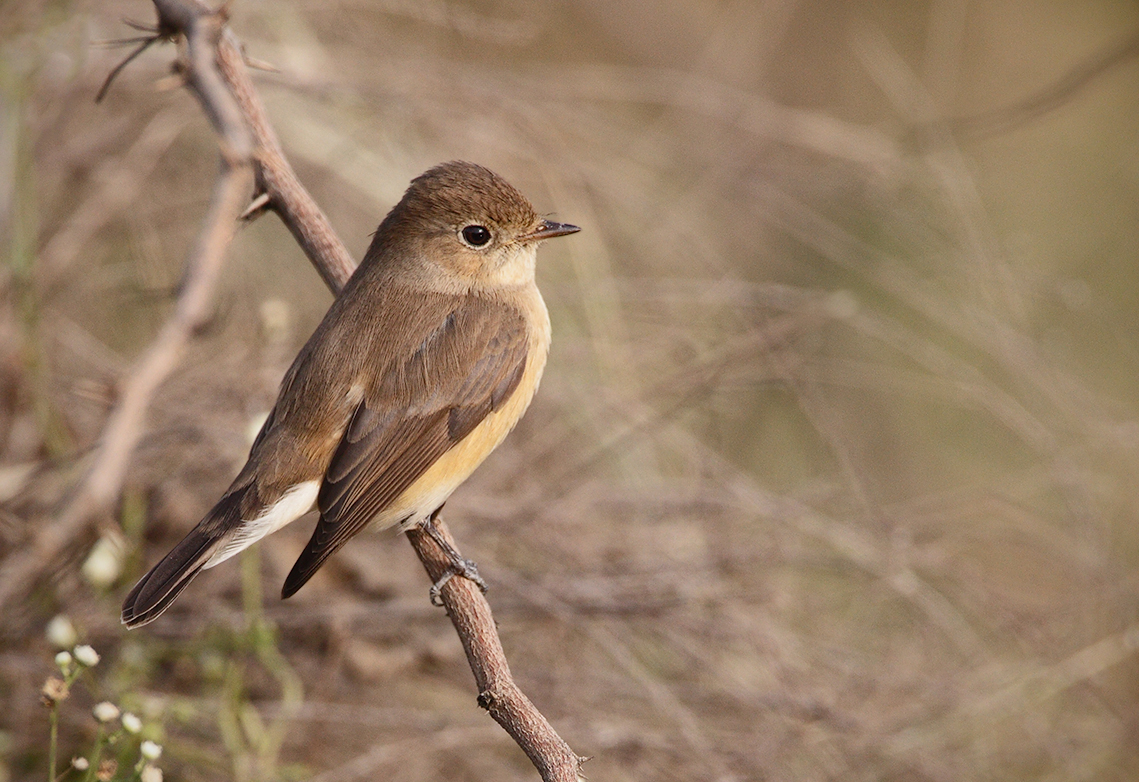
[281,297,529,597]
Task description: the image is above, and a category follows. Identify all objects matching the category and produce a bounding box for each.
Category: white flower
[140,741,163,761]
[81,535,124,588]
[92,701,120,723]
[45,615,78,649]
[71,757,90,771]
[73,644,100,667]
[121,712,142,734]
[54,651,73,671]
[140,764,163,782]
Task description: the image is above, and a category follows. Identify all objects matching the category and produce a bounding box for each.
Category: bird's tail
[120,493,242,628]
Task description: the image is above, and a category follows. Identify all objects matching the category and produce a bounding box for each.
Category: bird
[121,161,579,628]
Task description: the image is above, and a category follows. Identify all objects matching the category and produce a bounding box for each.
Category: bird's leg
[419,506,488,606]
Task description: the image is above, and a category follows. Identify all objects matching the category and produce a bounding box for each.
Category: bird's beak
[523,219,581,242]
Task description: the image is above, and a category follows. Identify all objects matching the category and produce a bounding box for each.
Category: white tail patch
[203,480,320,569]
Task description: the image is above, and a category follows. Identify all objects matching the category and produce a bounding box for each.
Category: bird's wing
[281,296,529,597]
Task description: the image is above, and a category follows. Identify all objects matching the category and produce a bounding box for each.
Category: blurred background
[2,0,1139,779]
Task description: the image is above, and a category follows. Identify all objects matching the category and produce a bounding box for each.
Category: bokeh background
[2,0,1139,779]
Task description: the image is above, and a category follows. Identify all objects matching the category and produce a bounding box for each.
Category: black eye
[460,225,492,247]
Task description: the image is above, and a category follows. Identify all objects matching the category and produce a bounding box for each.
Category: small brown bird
[121,161,578,628]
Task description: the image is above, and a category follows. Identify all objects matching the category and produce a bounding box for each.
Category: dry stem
[3,0,584,778]
[0,0,252,611]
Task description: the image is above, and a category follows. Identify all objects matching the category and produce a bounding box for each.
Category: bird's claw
[429,557,488,606]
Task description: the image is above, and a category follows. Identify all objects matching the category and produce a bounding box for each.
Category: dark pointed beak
[523,219,581,242]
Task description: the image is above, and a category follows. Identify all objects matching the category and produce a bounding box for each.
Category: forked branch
[105,0,583,778]
[0,0,252,613]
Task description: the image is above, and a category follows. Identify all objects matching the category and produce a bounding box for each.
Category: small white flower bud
[140,764,163,782]
[55,651,73,670]
[46,615,78,649]
[71,757,90,771]
[140,740,163,761]
[92,701,120,723]
[82,536,125,589]
[121,712,142,734]
[73,645,100,667]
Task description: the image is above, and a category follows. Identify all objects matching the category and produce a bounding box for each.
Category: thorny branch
[0,1,252,612]
[8,0,585,778]
[205,7,585,773]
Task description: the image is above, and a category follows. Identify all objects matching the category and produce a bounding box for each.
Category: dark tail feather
[120,524,222,628]
[120,491,248,628]
[280,537,340,599]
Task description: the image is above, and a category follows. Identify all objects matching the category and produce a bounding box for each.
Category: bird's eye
[460,224,492,247]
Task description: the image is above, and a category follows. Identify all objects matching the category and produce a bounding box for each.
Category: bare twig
[95,30,169,103]
[187,7,582,777]
[0,4,253,610]
[211,26,357,289]
[407,524,587,780]
[215,9,583,776]
[8,0,583,778]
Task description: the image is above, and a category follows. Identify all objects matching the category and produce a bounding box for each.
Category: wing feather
[281,296,530,597]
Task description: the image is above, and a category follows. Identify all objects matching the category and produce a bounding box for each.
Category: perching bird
[121,161,578,628]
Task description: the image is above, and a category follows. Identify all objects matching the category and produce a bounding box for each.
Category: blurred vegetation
[2,0,1139,780]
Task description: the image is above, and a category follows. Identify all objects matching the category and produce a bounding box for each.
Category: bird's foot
[419,512,489,606]
[428,559,488,606]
